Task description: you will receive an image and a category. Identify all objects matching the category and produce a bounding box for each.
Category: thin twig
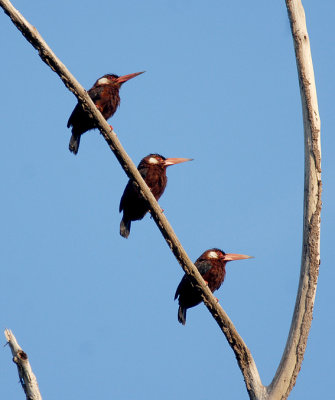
[0,0,264,397]
[4,329,42,400]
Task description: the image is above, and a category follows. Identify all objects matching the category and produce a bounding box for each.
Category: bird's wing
[119,181,132,212]
[87,86,106,102]
[174,278,185,300]
[67,86,105,128]
[195,260,213,275]
[174,260,212,300]
[137,164,149,180]
[67,105,78,128]
[119,166,148,212]
[119,194,124,212]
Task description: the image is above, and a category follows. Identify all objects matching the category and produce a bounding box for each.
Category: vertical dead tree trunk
[1,0,321,399]
[266,2,322,398]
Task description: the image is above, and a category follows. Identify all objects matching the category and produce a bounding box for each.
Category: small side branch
[4,329,42,400]
[0,0,264,397]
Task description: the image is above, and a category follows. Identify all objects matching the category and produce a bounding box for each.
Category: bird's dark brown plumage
[119,154,192,238]
[174,248,252,325]
[67,72,144,154]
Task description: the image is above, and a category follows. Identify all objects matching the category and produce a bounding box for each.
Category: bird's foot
[204,280,208,286]
[215,297,219,303]
[109,125,117,136]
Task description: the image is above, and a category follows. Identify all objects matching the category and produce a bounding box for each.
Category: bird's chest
[202,265,226,292]
[146,170,167,200]
[96,88,120,119]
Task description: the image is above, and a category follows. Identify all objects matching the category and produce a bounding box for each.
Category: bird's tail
[120,218,131,238]
[69,134,80,155]
[178,306,187,325]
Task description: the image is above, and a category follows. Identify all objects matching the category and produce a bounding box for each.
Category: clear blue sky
[0,1,334,399]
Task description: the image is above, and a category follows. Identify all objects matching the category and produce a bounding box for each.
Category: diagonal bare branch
[4,329,42,400]
[0,0,264,397]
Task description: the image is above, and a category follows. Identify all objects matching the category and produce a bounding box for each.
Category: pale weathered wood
[4,329,42,400]
[266,1,322,399]
[0,0,264,397]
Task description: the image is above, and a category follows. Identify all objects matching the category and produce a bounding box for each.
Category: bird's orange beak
[163,158,193,167]
[115,71,145,84]
[223,253,253,262]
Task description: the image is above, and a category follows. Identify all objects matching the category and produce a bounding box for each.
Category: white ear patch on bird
[208,251,219,259]
[148,157,159,164]
[97,77,110,85]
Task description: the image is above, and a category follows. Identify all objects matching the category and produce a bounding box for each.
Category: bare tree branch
[267,1,322,399]
[0,0,264,397]
[4,329,42,400]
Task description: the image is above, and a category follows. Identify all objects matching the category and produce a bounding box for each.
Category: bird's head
[142,154,193,169]
[95,71,145,89]
[202,248,253,263]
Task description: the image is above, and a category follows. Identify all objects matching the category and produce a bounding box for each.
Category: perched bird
[174,248,252,325]
[119,153,192,238]
[67,71,144,154]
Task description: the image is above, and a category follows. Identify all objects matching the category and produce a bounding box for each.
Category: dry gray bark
[266,2,322,398]
[4,329,42,400]
[0,0,321,399]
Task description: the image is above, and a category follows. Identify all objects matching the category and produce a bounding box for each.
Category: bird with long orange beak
[67,71,144,154]
[174,248,253,325]
[119,153,192,238]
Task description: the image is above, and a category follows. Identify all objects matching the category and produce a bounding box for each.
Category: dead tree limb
[0,0,264,397]
[4,329,42,400]
[266,1,322,399]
